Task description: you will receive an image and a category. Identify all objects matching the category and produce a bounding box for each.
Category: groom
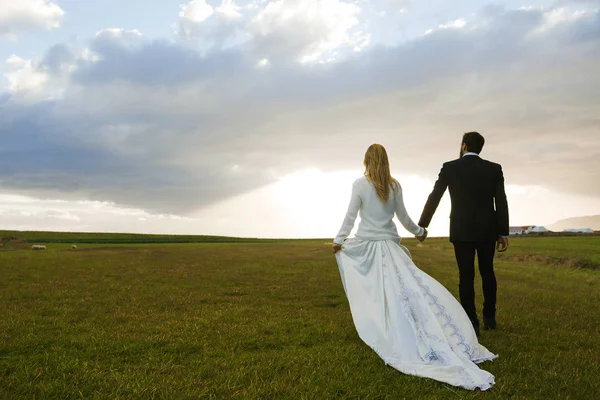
[418,132,509,336]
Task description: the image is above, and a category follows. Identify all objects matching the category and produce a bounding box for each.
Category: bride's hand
[332,242,342,254]
[416,228,428,242]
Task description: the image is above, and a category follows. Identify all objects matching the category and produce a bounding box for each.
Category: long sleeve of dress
[395,185,425,237]
[334,181,362,245]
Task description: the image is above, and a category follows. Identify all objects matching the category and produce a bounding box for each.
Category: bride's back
[334,143,423,245]
[354,176,401,242]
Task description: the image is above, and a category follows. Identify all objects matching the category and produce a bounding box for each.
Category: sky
[0,0,599,239]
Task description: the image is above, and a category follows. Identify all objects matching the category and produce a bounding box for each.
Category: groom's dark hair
[462,131,485,154]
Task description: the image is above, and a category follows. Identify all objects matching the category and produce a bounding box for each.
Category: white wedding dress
[334,177,497,390]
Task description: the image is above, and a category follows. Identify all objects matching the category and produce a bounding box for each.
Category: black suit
[419,155,509,324]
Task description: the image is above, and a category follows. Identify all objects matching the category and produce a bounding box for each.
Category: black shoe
[471,320,480,337]
[483,316,497,331]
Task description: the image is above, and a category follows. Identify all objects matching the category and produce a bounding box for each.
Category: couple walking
[332,131,509,390]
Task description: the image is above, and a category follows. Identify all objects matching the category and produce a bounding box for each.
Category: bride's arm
[333,181,362,245]
[395,184,425,237]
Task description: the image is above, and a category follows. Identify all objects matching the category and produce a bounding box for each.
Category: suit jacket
[418,155,509,242]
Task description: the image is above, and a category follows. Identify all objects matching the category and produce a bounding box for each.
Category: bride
[332,144,497,390]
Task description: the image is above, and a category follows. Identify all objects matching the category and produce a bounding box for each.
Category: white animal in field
[72,244,78,249]
[31,245,47,250]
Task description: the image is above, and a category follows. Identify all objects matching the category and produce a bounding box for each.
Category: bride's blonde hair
[364,144,399,203]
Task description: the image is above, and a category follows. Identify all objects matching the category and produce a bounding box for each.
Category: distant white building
[530,226,548,233]
[509,225,548,235]
[509,226,535,235]
[509,227,525,235]
[563,228,594,233]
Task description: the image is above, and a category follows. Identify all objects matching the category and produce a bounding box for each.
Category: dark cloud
[40,44,75,75]
[74,36,252,86]
[1,5,599,213]
[0,100,269,213]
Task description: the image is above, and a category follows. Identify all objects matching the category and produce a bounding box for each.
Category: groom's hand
[332,242,342,254]
[496,237,509,252]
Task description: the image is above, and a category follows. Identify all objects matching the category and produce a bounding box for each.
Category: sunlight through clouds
[1,171,599,238]
[179,0,215,24]
[251,0,368,63]
[191,169,446,238]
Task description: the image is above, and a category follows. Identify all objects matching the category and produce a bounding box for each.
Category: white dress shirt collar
[462,152,480,157]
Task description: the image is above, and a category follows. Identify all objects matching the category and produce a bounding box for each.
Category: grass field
[1,233,599,399]
[0,230,284,244]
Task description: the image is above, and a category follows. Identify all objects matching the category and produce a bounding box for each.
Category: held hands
[496,237,509,252]
[416,227,428,242]
[332,242,343,254]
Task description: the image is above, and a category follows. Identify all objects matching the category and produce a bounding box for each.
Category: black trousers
[452,241,497,324]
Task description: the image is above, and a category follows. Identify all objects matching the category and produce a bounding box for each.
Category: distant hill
[548,215,600,231]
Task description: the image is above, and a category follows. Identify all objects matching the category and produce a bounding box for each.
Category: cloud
[0,0,64,39]
[74,33,248,86]
[438,18,467,30]
[179,0,215,24]
[176,0,249,52]
[248,0,368,63]
[4,55,50,102]
[176,0,368,63]
[0,194,194,234]
[95,27,143,40]
[3,42,78,102]
[41,44,77,75]
[383,0,411,14]
[1,5,599,216]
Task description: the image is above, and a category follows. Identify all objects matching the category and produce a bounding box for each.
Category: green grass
[1,236,599,399]
[0,230,298,244]
[499,236,600,266]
